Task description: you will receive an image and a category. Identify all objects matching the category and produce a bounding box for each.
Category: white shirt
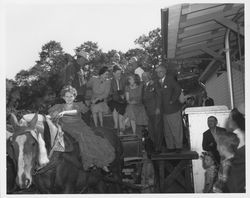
[116,79,120,90]
[233,128,245,148]
[159,76,166,85]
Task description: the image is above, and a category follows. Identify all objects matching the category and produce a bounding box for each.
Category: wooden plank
[200,46,224,59]
[182,4,223,15]
[151,151,198,160]
[177,30,225,47]
[159,160,165,192]
[177,39,237,58]
[165,160,187,187]
[185,5,228,20]
[176,47,223,59]
[179,5,243,28]
[165,161,186,189]
[215,16,244,36]
[184,161,193,192]
[179,23,223,39]
[176,39,224,55]
[167,5,182,58]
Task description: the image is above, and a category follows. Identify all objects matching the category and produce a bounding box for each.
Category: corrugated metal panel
[205,72,231,108]
[232,67,245,107]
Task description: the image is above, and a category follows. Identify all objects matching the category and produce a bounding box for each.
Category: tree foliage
[135,28,163,68]
[7,28,163,114]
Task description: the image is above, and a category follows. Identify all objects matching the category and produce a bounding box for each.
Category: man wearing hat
[155,63,183,153]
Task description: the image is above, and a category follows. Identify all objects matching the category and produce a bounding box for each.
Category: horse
[7,113,123,194]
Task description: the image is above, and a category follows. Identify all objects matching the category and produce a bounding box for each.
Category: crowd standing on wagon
[6,51,245,193]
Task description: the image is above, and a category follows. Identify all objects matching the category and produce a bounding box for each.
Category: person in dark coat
[225,107,245,193]
[202,116,226,165]
[155,64,183,153]
[108,65,127,134]
[200,90,214,106]
[141,71,163,152]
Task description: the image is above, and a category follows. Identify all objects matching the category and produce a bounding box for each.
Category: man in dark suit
[155,65,183,153]
[202,116,226,165]
[108,65,127,134]
[141,72,163,152]
[201,90,214,106]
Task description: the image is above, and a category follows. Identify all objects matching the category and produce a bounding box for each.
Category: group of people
[85,59,185,153]
[201,107,245,193]
[47,53,187,173]
[48,51,245,193]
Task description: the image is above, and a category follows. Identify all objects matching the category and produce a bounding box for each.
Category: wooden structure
[151,151,198,193]
[161,4,244,108]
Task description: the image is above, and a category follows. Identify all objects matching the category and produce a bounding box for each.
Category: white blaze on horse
[8,113,60,189]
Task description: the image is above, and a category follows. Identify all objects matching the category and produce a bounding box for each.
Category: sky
[2,0,178,79]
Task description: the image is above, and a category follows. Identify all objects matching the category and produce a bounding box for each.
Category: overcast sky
[3,0,177,79]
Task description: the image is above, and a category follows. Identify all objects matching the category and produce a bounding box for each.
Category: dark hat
[112,64,122,73]
[99,66,109,76]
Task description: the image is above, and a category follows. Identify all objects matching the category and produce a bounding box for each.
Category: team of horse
[7,113,124,194]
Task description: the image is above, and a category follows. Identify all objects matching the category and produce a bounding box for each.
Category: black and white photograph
[1,0,247,196]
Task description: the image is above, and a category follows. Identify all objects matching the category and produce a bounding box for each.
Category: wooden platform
[151,150,199,193]
[151,150,199,160]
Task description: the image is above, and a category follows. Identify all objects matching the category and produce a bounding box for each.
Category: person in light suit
[155,64,183,153]
[142,71,163,152]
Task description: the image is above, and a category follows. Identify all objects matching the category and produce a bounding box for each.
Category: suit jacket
[109,76,126,101]
[226,145,245,193]
[142,81,161,116]
[202,126,226,164]
[204,97,214,106]
[158,74,182,114]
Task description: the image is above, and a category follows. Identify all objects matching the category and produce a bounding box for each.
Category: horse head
[8,113,50,189]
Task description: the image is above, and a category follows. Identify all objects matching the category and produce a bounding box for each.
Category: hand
[58,112,64,117]
[52,111,64,120]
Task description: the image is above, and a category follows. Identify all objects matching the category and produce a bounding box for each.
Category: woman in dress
[87,66,111,127]
[108,65,127,134]
[48,85,115,171]
[124,74,148,135]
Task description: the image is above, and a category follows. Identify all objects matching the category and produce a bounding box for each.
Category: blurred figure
[202,116,226,165]
[141,71,163,153]
[226,107,245,193]
[212,131,239,193]
[201,151,218,193]
[87,66,111,127]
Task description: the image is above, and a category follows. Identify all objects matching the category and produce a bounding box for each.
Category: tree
[134,28,163,69]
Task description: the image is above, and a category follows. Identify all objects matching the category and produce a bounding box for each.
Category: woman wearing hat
[87,66,111,127]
